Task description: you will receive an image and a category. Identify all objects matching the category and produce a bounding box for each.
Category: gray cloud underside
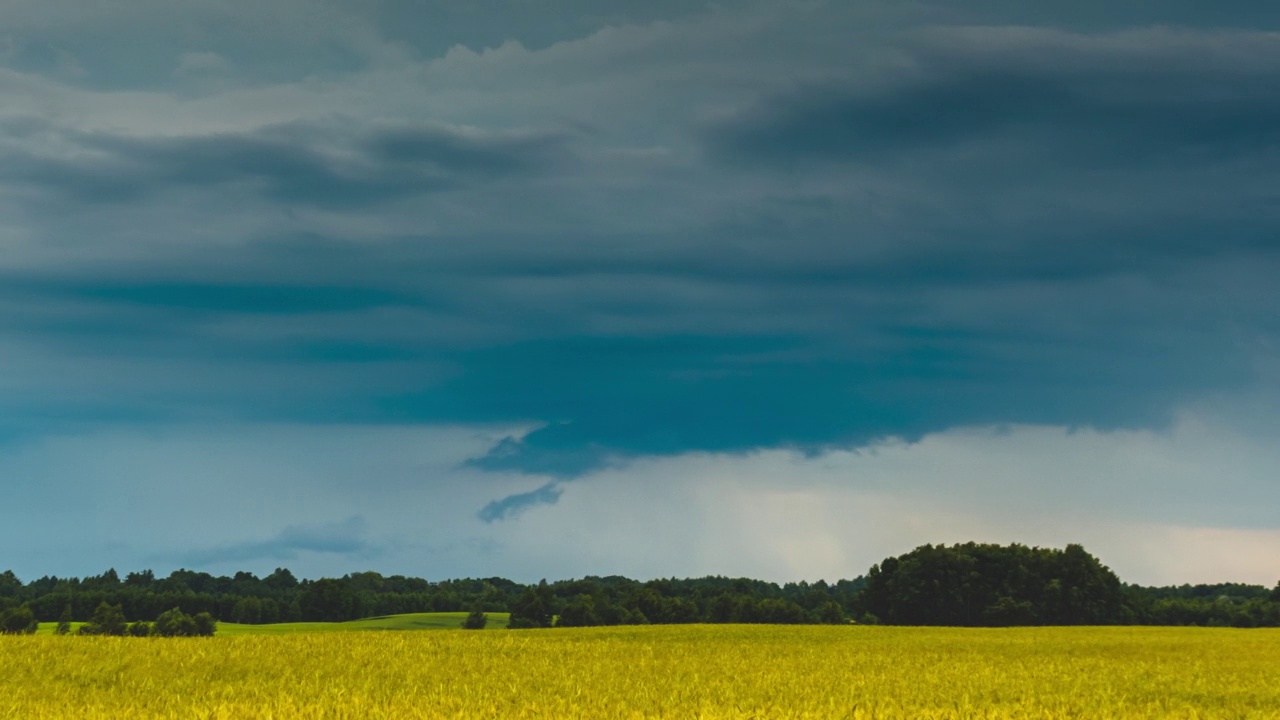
[177,516,377,567]
[0,120,571,207]
[1,4,1279,479]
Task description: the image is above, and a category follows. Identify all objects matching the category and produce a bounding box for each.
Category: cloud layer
[0,0,1277,583]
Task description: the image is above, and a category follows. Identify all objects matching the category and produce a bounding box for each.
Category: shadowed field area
[35,612,511,636]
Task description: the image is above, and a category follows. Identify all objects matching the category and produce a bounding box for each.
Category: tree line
[0,598,215,637]
[3,543,1278,631]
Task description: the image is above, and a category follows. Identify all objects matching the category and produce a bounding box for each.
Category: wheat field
[3,625,1279,719]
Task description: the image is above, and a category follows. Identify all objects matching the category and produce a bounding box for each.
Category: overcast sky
[2,0,1279,587]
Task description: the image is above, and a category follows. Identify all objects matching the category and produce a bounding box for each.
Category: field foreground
[3,625,1279,719]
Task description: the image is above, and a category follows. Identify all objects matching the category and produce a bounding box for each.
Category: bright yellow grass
[3,625,1279,719]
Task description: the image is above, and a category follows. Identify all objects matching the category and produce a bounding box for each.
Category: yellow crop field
[3,625,1279,719]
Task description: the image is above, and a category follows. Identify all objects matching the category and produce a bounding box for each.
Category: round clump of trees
[0,605,38,635]
[78,602,215,637]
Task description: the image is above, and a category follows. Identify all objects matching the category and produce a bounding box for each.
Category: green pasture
[217,612,510,635]
[34,622,87,636]
[35,612,509,636]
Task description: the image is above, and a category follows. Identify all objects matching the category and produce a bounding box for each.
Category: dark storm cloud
[937,1,1280,30]
[0,9,1277,485]
[686,26,1280,333]
[708,28,1280,169]
[0,119,572,207]
[448,323,1261,477]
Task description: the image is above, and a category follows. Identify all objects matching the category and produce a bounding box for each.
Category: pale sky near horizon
[2,0,1279,587]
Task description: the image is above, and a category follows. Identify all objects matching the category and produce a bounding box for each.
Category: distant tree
[80,602,127,636]
[666,597,701,624]
[264,568,300,593]
[231,596,263,624]
[632,588,666,625]
[508,581,554,629]
[1271,582,1280,603]
[754,598,808,624]
[97,568,121,588]
[193,612,217,637]
[556,595,601,627]
[625,608,649,625]
[815,601,846,625]
[298,579,356,622]
[55,604,73,635]
[0,570,20,598]
[346,571,386,594]
[125,570,155,587]
[0,604,38,635]
[259,598,282,624]
[127,621,152,637]
[154,607,198,637]
[982,596,1036,626]
[594,599,624,626]
[707,593,737,624]
[461,606,488,630]
[231,571,261,596]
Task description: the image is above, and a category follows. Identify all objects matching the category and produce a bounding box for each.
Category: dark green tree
[264,567,300,593]
[594,599,624,626]
[298,579,356,622]
[631,587,666,624]
[56,603,73,635]
[616,607,637,625]
[80,602,127,636]
[556,595,601,627]
[667,597,701,624]
[154,607,198,637]
[508,581,554,629]
[127,621,153,637]
[707,593,738,623]
[231,596,263,624]
[91,568,121,589]
[193,612,217,637]
[461,606,488,630]
[0,604,38,635]
[125,570,156,587]
[754,598,808,624]
[815,601,846,625]
[0,570,20,598]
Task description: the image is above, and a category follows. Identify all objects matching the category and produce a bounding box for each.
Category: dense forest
[3,543,1278,631]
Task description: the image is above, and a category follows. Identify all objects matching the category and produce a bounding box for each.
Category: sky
[2,0,1279,587]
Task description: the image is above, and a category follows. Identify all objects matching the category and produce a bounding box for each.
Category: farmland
[4,625,1279,719]
[30,612,511,636]
[215,611,512,635]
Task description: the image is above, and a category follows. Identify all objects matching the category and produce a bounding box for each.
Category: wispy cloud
[478,482,563,523]
[0,120,574,208]
[177,516,379,567]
